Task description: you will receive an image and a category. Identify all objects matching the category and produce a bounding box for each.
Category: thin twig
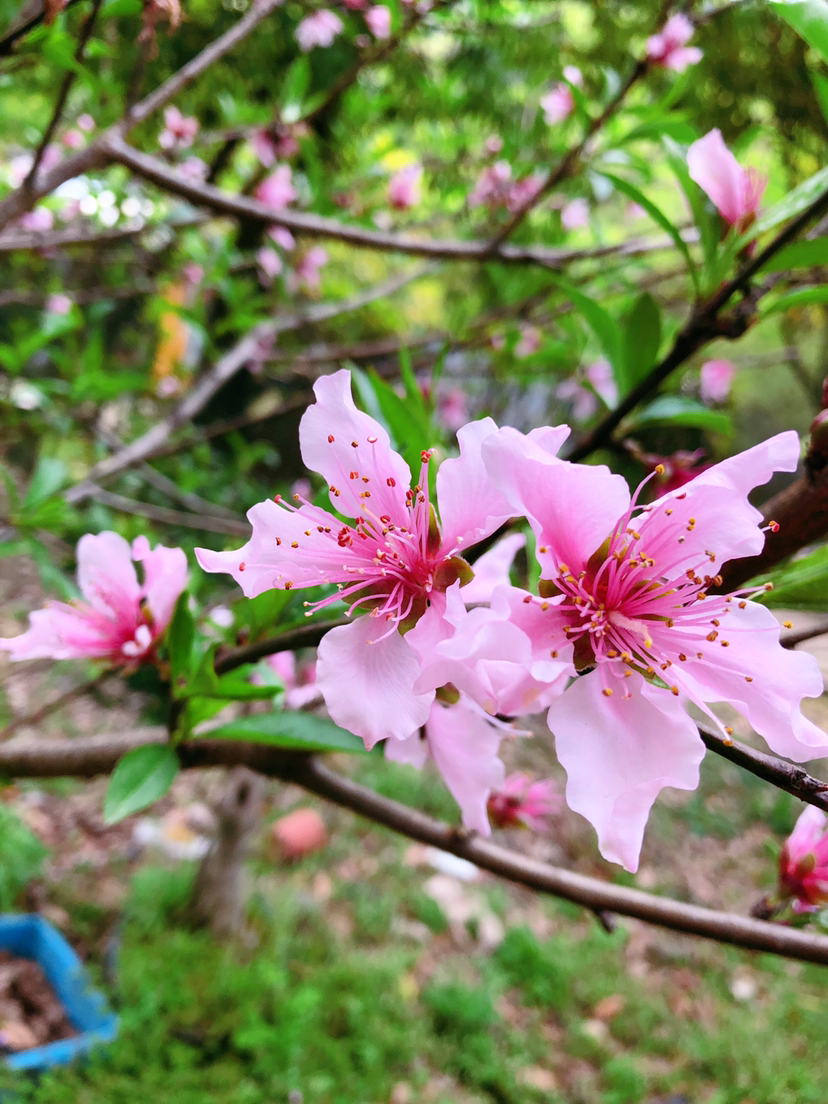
[85,488,251,536]
[214,619,347,674]
[2,730,828,964]
[22,0,103,189]
[566,181,828,463]
[63,266,433,504]
[781,620,828,649]
[0,669,113,741]
[699,724,828,810]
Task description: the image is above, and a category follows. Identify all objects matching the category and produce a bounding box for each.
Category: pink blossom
[62,129,84,150]
[159,106,199,150]
[584,357,618,407]
[19,207,54,232]
[557,359,618,423]
[385,697,506,835]
[256,246,283,285]
[469,160,513,209]
[540,67,582,124]
[182,262,204,285]
[515,325,542,359]
[0,532,188,665]
[178,156,208,182]
[251,129,277,168]
[196,369,532,748]
[46,293,72,315]
[295,9,343,50]
[647,13,702,72]
[292,245,328,292]
[687,129,766,229]
[265,651,321,709]
[269,225,296,251]
[779,805,828,910]
[631,447,711,497]
[365,4,391,38]
[506,172,545,213]
[561,197,589,230]
[77,113,95,132]
[700,358,735,404]
[482,428,828,870]
[436,385,468,431]
[388,163,422,210]
[488,773,560,830]
[484,134,503,155]
[344,0,367,9]
[255,165,297,209]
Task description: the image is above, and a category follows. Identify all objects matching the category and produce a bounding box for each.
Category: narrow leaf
[771,0,828,65]
[631,396,732,434]
[208,711,366,753]
[755,544,828,610]
[104,744,179,823]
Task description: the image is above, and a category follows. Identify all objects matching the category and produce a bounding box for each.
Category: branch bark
[2,730,828,964]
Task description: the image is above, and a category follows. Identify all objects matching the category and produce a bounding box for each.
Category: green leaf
[755,544,828,610]
[187,643,276,701]
[745,166,828,244]
[620,293,662,393]
[168,592,196,698]
[104,744,179,824]
[761,285,828,315]
[548,276,623,385]
[595,170,699,293]
[207,711,366,753]
[280,56,312,123]
[22,456,67,509]
[771,0,828,64]
[757,237,828,272]
[630,396,732,434]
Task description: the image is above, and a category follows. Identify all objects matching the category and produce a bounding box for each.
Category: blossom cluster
[195,370,827,869]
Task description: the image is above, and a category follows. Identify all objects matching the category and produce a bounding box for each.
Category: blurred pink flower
[561,197,589,230]
[365,4,391,37]
[514,325,542,359]
[266,650,321,709]
[488,773,560,830]
[469,160,512,209]
[687,129,766,229]
[62,129,84,150]
[436,385,468,432]
[0,533,187,665]
[251,129,277,168]
[344,0,367,8]
[256,246,283,285]
[292,245,328,292]
[388,163,422,210]
[646,13,702,72]
[19,207,54,232]
[540,69,581,125]
[484,134,503,155]
[182,262,204,285]
[585,357,618,407]
[255,165,297,209]
[46,293,72,315]
[159,106,199,150]
[296,9,343,50]
[178,156,208,182]
[700,358,735,404]
[506,172,545,212]
[269,225,296,251]
[77,113,95,132]
[779,805,828,911]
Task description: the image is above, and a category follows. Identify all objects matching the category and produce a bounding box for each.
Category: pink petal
[687,129,749,226]
[425,699,505,835]
[666,600,827,762]
[316,617,434,748]
[0,604,118,661]
[787,804,827,860]
[547,671,704,870]
[384,729,430,769]
[461,533,526,604]
[133,538,188,633]
[299,369,411,523]
[76,532,141,625]
[483,427,629,577]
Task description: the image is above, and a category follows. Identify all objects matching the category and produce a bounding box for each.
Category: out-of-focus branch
[566,181,828,463]
[0,0,284,230]
[84,488,250,536]
[22,0,103,189]
[64,265,432,503]
[0,670,114,742]
[102,134,691,268]
[2,730,828,964]
[214,619,347,674]
[781,620,828,649]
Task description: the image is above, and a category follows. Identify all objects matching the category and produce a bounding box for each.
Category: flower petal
[299,369,411,523]
[425,699,505,835]
[76,532,140,624]
[316,617,434,748]
[384,729,430,769]
[547,671,704,870]
[462,533,525,605]
[687,129,749,226]
[133,538,188,634]
[0,604,118,661]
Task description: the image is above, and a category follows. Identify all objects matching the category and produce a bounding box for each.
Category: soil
[0,951,77,1053]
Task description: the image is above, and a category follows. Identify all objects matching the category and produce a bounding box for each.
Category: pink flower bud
[647,13,702,72]
[700,359,735,404]
[488,774,560,830]
[687,129,766,230]
[295,9,343,51]
[388,162,422,210]
[365,4,391,38]
[779,806,828,910]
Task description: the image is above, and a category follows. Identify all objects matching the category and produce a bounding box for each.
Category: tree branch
[699,723,828,810]
[2,730,828,964]
[565,180,828,463]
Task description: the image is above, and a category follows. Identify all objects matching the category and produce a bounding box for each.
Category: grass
[1,754,827,1103]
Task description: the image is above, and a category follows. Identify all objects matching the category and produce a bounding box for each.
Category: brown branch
[486,59,649,250]
[0,669,114,742]
[781,620,828,649]
[64,265,432,504]
[214,618,347,675]
[22,0,103,190]
[565,181,828,463]
[101,134,691,268]
[84,488,251,536]
[2,730,828,964]
[0,0,284,231]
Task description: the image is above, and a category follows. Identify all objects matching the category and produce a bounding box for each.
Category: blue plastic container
[0,915,118,1071]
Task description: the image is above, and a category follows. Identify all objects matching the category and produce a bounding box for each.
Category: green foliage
[103,744,180,823]
[0,804,48,910]
[207,710,366,754]
[755,544,828,610]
